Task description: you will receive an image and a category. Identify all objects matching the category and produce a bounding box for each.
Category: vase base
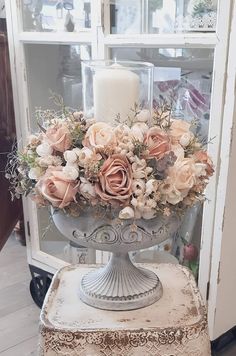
[79,253,163,311]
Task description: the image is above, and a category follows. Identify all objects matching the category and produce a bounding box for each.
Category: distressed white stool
[38,264,211,356]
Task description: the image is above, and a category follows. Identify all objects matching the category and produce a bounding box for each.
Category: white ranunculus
[62,165,79,180]
[119,207,135,220]
[64,150,77,163]
[28,167,42,180]
[36,142,53,157]
[136,109,151,123]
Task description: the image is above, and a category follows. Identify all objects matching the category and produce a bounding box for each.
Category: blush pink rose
[144,127,171,160]
[36,167,79,209]
[193,150,214,176]
[45,123,72,153]
[95,155,132,206]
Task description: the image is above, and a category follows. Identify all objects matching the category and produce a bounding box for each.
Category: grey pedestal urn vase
[52,209,180,311]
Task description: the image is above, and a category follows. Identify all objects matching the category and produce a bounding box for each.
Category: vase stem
[80,251,163,310]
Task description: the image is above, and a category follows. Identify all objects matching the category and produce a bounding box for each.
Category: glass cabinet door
[109,0,217,34]
[109,46,213,271]
[21,0,91,32]
[24,42,96,264]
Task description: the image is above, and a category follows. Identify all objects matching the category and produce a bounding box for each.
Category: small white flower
[119,207,135,220]
[62,165,79,180]
[146,179,158,195]
[36,142,53,157]
[136,109,151,123]
[80,177,96,198]
[132,179,146,196]
[28,167,42,180]
[64,150,77,163]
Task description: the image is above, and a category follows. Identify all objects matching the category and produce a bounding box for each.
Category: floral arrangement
[7,99,214,221]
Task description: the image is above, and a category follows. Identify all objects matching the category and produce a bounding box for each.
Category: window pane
[110,0,217,34]
[24,43,94,264]
[22,0,91,32]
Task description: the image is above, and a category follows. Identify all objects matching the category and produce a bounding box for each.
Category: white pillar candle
[93,64,139,124]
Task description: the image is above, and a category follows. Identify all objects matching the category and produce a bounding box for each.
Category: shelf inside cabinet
[18,31,92,45]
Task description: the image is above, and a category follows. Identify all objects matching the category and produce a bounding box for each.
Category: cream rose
[45,123,72,153]
[83,122,116,150]
[36,167,79,209]
[162,158,198,204]
[170,119,194,144]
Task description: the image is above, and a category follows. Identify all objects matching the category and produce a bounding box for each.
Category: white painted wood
[207,0,236,340]
[103,33,218,47]
[18,31,92,44]
[198,0,233,302]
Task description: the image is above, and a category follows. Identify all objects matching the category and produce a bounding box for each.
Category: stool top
[40,264,206,332]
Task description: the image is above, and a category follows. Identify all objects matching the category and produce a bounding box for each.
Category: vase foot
[79,253,163,310]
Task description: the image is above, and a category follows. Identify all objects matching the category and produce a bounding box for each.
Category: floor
[0,235,39,355]
[1,236,236,355]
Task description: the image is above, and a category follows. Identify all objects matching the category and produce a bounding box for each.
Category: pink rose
[95,154,132,206]
[45,123,72,153]
[170,119,194,144]
[193,150,214,177]
[144,127,171,160]
[36,167,79,209]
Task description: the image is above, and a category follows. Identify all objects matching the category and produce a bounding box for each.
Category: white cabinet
[5,0,236,340]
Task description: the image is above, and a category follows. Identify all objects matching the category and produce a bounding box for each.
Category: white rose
[119,207,135,220]
[136,109,151,123]
[62,165,79,180]
[28,167,42,180]
[64,150,77,163]
[131,123,149,142]
[36,142,53,157]
[80,177,96,198]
